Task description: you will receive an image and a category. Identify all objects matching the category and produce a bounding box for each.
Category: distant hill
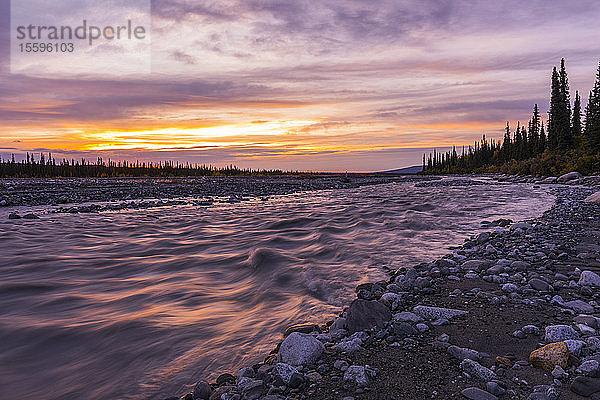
[377,165,423,174]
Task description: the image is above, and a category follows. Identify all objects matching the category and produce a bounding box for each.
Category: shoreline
[167,182,600,400]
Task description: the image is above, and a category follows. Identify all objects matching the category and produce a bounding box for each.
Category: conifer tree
[572,91,583,143]
[585,62,600,153]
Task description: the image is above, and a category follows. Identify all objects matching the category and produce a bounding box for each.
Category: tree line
[0,155,286,178]
[423,59,600,175]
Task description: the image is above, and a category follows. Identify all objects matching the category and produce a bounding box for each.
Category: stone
[565,300,594,314]
[461,387,498,400]
[8,212,20,219]
[447,345,480,361]
[529,278,549,292]
[502,283,518,293]
[279,332,325,366]
[393,311,423,323]
[193,380,212,400]
[331,317,346,331]
[545,325,579,342]
[284,323,319,337]
[552,365,568,379]
[578,360,600,376]
[334,338,363,353]
[579,271,600,286]
[334,360,349,371]
[461,260,493,271]
[571,376,600,396]
[557,171,582,182]
[416,323,429,332]
[564,339,586,356]
[343,365,372,387]
[346,299,392,333]
[393,322,418,337]
[216,373,235,386]
[413,305,468,321]
[522,325,541,335]
[379,292,404,310]
[275,363,298,385]
[460,359,497,381]
[237,378,266,400]
[510,261,530,271]
[530,342,569,371]
[486,382,505,396]
[586,191,600,204]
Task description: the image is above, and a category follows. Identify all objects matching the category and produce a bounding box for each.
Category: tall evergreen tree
[548,60,573,150]
[585,62,600,153]
[572,91,583,141]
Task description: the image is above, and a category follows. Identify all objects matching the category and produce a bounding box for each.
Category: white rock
[545,325,580,342]
[413,305,468,321]
[279,332,325,366]
[586,191,600,204]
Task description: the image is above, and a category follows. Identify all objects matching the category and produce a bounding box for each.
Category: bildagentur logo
[11,0,151,76]
[15,19,147,46]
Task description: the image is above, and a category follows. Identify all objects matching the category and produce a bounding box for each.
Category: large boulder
[557,171,582,182]
[586,191,600,204]
[530,342,569,371]
[278,332,324,366]
[579,271,600,286]
[346,299,392,333]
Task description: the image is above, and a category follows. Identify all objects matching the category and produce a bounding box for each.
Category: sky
[1,0,600,172]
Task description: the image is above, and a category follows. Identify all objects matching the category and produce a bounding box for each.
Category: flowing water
[0,177,554,400]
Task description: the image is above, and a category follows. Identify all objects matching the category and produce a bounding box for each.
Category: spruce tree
[572,91,583,142]
[559,58,574,148]
[584,62,600,154]
[548,67,561,150]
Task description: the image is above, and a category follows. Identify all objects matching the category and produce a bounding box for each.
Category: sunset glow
[2,0,600,171]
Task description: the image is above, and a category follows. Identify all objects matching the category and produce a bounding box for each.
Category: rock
[346,299,392,333]
[502,283,518,293]
[448,345,480,361]
[22,213,40,219]
[413,305,468,321]
[530,342,569,371]
[579,271,600,286]
[565,300,594,314]
[393,322,418,337]
[461,260,493,271]
[191,380,212,400]
[486,382,505,396]
[571,376,600,396]
[510,222,533,231]
[557,171,582,182]
[334,338,363,353]
[331,317,346,331]
[237,367,255,380]
[237,378,266,400]
[461,387,498,400]
[523,325,541,335]
[284,323,319,337]
[216,373,235,386]
[416,323,429,332]
[334,360,349,371]
[8,212,20,219]
[510,261,530,271]
[379,292,404,310]
[275,363,304,387]
[529,278,549,292]
[577,360,600,376]
[540,176,557,184]
[545,325,580,342]
[393,311,423,323]
[460,359,497,381]
[279,332,324,366]
[343,365,374,387]
[552,365,568,379]
[564,339,586,356]
[586,191,600,204]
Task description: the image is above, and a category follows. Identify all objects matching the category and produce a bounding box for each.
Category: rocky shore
[0,175,407,208]
[167,182,600,400]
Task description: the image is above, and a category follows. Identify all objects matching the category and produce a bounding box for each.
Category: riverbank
[0,175,410,208]
[169,183,600,400]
